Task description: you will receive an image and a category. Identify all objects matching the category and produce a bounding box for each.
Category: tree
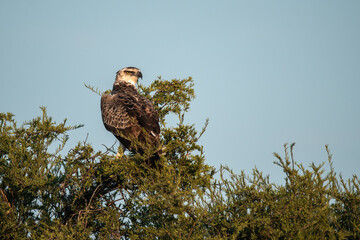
[0,76,359,239]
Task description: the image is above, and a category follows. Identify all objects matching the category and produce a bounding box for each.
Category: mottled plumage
[101,67,160,160]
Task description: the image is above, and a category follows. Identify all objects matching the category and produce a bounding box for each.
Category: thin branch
[84,83,103,96]
[0,188,11,210]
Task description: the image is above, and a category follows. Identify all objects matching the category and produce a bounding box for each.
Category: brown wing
[128,94,160,139]
[101,87,160,151]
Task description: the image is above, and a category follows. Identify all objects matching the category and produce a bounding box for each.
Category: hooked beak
[137,71,143,79]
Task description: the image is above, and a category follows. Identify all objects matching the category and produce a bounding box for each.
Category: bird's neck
[112,81,137,92]
[115,75,138,86]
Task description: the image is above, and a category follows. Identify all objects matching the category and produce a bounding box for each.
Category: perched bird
[101,67,161,164]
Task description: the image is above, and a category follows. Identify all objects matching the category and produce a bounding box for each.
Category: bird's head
[115,67,143,86]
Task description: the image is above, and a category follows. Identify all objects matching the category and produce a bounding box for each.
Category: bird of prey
[101,67,161,164]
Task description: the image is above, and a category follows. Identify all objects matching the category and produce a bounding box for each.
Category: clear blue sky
[1,1,359,183]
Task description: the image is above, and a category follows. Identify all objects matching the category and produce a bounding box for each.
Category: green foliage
[202,144,360,239]
[1,77,360,239]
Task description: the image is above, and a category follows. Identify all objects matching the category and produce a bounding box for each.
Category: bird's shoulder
[101,83,159,127]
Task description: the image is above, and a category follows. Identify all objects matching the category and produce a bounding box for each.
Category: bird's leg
[116,144,125,158]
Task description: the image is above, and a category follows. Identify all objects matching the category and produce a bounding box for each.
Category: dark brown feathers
[101,81,160,155]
